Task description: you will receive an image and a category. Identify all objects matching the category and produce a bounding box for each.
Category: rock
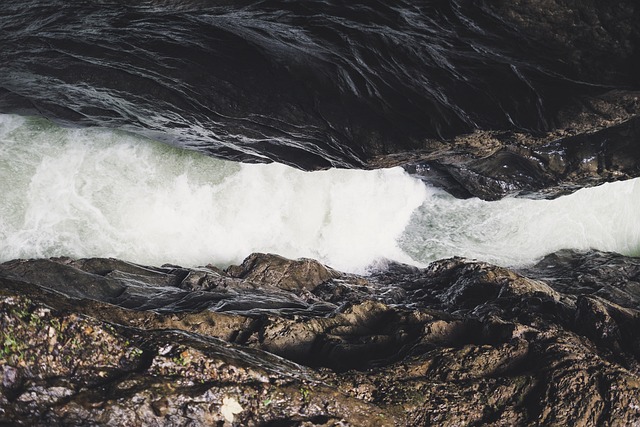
[225,253,341,292]
[1,251,639,425]
[519,249,640,309]
[0,288,387,426]
[575,295,640,362]
[400,113,640,200]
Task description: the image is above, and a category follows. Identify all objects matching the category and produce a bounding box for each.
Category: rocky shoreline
[2,1,640,425]
[1,251,638,425]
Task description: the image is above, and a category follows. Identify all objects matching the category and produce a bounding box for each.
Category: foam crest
[0,115,427,273]
[1,114,639,273]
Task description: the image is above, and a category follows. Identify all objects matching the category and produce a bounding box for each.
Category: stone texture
[1,251,639,425]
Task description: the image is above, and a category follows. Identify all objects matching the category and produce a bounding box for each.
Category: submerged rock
[1,251,639,425]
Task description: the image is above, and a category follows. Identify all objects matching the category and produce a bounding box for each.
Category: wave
[1,114,638,273]
[0,115,426,272]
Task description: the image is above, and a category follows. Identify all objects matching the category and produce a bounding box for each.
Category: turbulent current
[1,114,638,273]
[1,1,639,273]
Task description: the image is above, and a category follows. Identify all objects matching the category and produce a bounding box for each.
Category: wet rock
[401,113,640,200]
[519,249,640,309]
[0,290,387,426]
[1,251,639,425]
[226,253,341,293]
[575,295,640,363]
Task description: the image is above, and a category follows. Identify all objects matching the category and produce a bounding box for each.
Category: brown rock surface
[1,251,639,425]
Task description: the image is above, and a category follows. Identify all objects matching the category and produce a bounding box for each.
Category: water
[0,114,426,273]
[1,114,638,273]
[400,182,640,266]
[0,1,608,170]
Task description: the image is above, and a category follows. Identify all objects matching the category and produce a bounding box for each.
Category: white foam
[0,114,427,273]
[1,113,639,273]
[399,177,640,266]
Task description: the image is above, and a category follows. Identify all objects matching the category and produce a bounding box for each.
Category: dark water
[1,0,634,170]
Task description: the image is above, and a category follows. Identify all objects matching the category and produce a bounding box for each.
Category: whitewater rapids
[1,114,638,273]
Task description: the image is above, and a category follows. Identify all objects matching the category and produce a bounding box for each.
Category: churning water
[1,114,638,273]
